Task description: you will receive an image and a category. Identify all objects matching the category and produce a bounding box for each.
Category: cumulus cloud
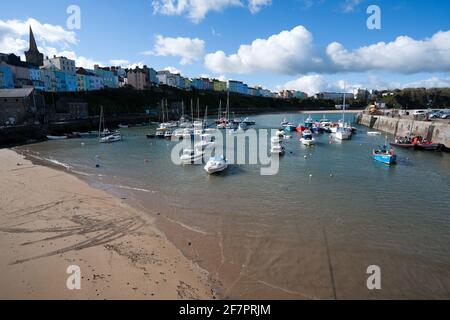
[149,35,205,65]
[204,26,450,76]
[326,31,450,74]
[205,26,325,75]
[277,75,325,96]
[164,66,182,74]
[0,18,78,56]
[151,0,270,23]
[43,48,102,69]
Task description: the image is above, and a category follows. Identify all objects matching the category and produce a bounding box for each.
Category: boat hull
[335,132,351,140]
[415,143,443,151]
[390,142,415,149]
[373,154,397,165]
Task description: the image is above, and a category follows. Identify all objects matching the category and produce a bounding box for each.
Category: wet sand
[0,148,215,300]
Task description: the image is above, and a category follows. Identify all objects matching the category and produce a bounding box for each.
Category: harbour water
[18,113,450,299]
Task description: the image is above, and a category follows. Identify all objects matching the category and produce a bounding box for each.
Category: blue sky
[0,0,449,94]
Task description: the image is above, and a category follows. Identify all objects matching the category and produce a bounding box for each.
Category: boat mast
[191,99,194,122]
[197,98,200,120]
[227,90,230,122]
[181,100,184,120]
[98,105,103,140]
[342,82,346,123]
[218,100,222,121]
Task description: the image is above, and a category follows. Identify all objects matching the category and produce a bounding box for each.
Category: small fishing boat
[281,118,289,127]
[100,133,122,144]
[304,115,314,129]
[180,149,204,164]
[118,124,129,129]
[238,122,248,131]
[373,146,397,165]
[242,117,255,126]
[415,142,444,151]
[367,132,382,136]
[204,156,228,174]
[296,125,306,133]
[271,143,285,155]
[300,130,315,146]
[155,127,168,138]
[164,131,173,139]
[284,123,297,132]
[390,141,415,149]
[335,127,352,140]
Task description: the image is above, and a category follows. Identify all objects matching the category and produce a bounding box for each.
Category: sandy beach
[0,148,215,300]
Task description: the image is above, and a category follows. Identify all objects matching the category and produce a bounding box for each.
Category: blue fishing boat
[284,123,297,132]
[304,115,314,129]
[373,146,397,165]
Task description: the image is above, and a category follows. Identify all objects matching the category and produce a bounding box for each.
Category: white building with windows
[43,56,76,74]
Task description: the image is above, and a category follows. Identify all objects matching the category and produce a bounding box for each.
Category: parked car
[441,112,450,119]
[413,110,427,116]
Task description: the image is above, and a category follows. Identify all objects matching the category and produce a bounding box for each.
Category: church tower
[25,26,44,67]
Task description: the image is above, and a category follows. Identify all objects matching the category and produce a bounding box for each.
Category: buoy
[304,155,307,159]
[330,174,334,177]
[144,159,149,163]
[309,174,313,178]
[81,142,85,146]
[95,164,100,168]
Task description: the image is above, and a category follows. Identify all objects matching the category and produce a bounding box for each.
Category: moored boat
[373,147,397,165]
[180,149,204,164]
[415,142,444,151]
[300,129,315,146]
[204,156,228,174]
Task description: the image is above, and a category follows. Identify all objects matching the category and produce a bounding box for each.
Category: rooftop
[0,88,34,98]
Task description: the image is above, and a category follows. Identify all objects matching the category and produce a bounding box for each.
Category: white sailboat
[335,85,352,141]
[98,106,122,143]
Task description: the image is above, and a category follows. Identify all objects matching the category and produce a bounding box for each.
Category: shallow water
[19,113,450,299]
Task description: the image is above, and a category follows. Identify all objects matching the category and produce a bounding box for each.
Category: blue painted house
[0,64,14,89]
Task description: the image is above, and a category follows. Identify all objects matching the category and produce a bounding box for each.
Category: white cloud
[277,75,325,96]
[402,76,450,89]
[248,0,272,13]
[205,26,325,75]
[110,59,130,66]
[151,0,269,23]
[40,47,101,69]
[0,18,78,56]
[150,35,205,65]
[163,66,182,74]
[326,31,450,74]
[205,26,450,76]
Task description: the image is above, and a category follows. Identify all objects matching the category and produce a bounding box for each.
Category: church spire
[25,26,44,67]
[29,26,38,52]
